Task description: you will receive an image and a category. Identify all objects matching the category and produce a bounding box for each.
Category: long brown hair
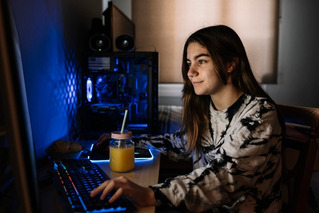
[181,25,277,151]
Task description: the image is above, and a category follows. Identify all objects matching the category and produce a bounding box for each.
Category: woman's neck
[210,84,243,111]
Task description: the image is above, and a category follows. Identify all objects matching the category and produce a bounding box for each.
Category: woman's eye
[198,60,206,65]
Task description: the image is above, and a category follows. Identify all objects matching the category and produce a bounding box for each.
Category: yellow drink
[110,145,135,172]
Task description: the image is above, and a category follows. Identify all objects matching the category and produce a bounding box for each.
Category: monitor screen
[0,1,40,212]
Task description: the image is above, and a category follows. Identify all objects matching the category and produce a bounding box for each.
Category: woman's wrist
[145,186,156,206]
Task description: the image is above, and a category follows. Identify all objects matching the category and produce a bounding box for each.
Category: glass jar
[109,131,135,172]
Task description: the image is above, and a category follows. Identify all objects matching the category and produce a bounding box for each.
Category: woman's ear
[227,58,239,73]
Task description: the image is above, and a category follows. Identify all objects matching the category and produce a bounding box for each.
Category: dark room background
[6,0,319,160]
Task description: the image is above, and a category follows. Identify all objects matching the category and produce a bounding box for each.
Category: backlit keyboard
[51,159,135,212]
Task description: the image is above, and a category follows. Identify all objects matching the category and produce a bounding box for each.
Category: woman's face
[186,42,226,96]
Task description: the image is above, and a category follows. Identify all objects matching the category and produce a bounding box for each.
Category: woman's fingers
[100,180,116,200]
[90,180,110,197]
[90,176,155,207]
[109,187,123,203]
[91,177,126,200]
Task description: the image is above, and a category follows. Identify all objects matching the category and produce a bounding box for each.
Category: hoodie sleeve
[134,130,192,162]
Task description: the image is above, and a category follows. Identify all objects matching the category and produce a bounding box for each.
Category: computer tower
[79,52,158,139]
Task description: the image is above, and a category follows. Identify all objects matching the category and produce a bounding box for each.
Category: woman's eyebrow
[187,53,210,61]
[194,53,210,59]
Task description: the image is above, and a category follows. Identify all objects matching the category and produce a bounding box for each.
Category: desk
[95,147,161,213]
[39,142,161,213]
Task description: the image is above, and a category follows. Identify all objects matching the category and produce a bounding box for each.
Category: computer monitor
[0,1,40,212]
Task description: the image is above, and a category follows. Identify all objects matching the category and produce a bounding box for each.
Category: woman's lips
[192,81,201,86]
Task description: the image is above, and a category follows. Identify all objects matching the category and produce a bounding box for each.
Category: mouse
[92,138,111,154]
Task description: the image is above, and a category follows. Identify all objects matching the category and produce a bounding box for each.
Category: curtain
[132,0,279,83]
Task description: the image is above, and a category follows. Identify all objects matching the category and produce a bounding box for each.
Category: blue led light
[86,78,93,102]
[87,206,127,212]
[88,144,154,163]
[114,58,119,72]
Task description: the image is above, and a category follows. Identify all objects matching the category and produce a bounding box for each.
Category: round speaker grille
[115,35,135,51]
[89,34,111,52]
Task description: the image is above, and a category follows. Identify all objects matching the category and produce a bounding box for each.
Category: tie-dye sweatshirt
[138,94,283,212]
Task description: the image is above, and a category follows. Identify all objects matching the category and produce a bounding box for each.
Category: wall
[265,0,319,107]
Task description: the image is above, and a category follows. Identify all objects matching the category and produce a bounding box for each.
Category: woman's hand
[90,176,156,207]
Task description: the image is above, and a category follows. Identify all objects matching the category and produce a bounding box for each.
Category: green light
[99,49,101,51]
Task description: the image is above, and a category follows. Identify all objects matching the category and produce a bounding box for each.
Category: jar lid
[111,131,132,139]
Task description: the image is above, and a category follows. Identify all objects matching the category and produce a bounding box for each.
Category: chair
[278,104,319,213]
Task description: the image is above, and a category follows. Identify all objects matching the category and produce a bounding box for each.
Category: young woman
[91,25,284,212]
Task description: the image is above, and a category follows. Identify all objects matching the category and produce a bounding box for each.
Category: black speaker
[88,18,111,52]
[89,34,111,52]
[115,34,134,51]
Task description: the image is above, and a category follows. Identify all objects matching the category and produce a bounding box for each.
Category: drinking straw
[120,109,128,133]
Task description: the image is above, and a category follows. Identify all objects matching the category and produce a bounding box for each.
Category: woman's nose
[187,65,198,78]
